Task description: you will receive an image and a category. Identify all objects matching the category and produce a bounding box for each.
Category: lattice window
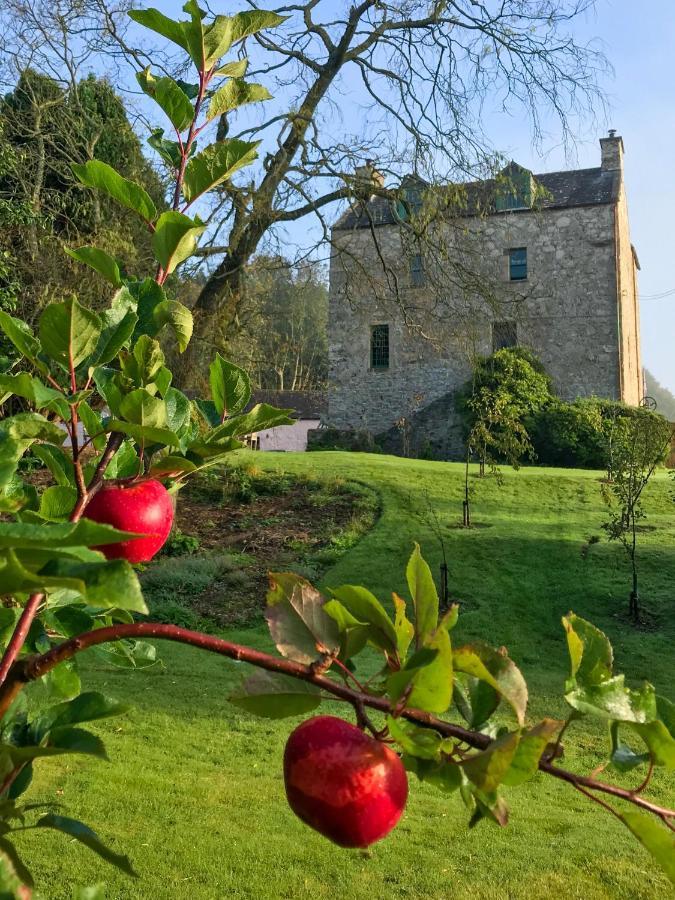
[509,247,527,281]
[492,321,518,352]
[370,324,390,369]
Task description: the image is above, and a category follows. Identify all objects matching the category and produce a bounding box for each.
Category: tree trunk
[174,256,243,390]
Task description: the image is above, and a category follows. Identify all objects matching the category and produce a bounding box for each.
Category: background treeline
[0,70,329,392]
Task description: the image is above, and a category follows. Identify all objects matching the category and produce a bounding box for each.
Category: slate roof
[248,390,327,420]
[333,165,620,231]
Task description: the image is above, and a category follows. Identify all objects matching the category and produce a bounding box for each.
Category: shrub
[530,398,670,469]
[528,398,606,468]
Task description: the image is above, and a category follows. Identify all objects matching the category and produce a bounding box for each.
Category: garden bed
[140,463,380,629]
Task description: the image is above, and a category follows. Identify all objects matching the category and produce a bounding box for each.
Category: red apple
[283,715,408,848]
[83,479,174,563]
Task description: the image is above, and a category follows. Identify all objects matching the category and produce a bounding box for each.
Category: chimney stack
[600,130,624,171]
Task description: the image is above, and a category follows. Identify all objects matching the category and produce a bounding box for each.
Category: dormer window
[394,176,428,222]
[495,162,536,212]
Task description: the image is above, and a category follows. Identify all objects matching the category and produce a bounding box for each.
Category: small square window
[509,247,527,281]
[371,324,389,369]
[492,321,517,352]
[410,253,425,287]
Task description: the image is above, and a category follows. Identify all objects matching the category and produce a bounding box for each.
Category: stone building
[324,133,643,458]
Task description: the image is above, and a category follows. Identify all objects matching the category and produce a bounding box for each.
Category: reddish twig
[0,621,672,827]
[0,594,44,688]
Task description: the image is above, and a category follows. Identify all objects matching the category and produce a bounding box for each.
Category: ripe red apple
[283,715,408,848]
[83,479,174,563]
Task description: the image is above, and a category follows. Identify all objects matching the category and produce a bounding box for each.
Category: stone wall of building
[329,203,631,454]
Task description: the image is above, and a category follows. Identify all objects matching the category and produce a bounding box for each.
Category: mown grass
[14,453,675,899]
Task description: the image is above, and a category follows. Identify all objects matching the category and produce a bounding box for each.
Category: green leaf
[386,646,439,703]
[148,455,197,478]
[182,140,260,204]
[229,670,321,719]
[206,80,271,121]
[120,336,165,388]
[64,247,122,287]
[565,675,657,722]
[406,543,438,647]
[204,10,286,63]
[91,367,124,417]
[113,279,166,341]
[137,69,194,131]
[454,643,528,726]
[390,622,453,714]
[461,732,520,793]
[386,716,445,761]
[0,477,37,515]
[213,59,249,79]
[39,298,102,369]
[31,444,75,487]
[502,719,562,786]
[266,573,339,664]
[78,403,106,452]
[209,353,251,417]
[39,486,77,521]
[657,695,675,736]
[0,520,138,550]
[148,129,182,169]
[41,559,148,614]
[392,593,414,659]
[630,720,675,769]
[118,388,168,428]
[33,815,137,877]
[0,310,44,370]
[95,639,157,669]
[453,673,500,730]
[153,300,193,353]
[327,585,397,655]
[0,373,63,409]
[562,613,613,688]
[128,7,191,52]
[92,307,138,367]
[42,660,81,701]
[152,211,205,275]
[33,692,130,738]
[164,388,192,436]
[185,439,243,462]
[468,786,509,828]
[403,754,463,794]
[620,811,675,886]
[108,419,181,449]
[0,415,65,491]
[205,403,293,441]
[72,160,156,224]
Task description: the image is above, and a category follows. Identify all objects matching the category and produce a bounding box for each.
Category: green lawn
[15,453,675,899]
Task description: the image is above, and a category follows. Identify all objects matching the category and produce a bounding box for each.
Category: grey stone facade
[326,134,643,459]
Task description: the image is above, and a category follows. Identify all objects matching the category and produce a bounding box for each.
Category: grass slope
[15,453,675,899]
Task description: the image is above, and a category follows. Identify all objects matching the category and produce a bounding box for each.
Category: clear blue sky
[126,1,674,391]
